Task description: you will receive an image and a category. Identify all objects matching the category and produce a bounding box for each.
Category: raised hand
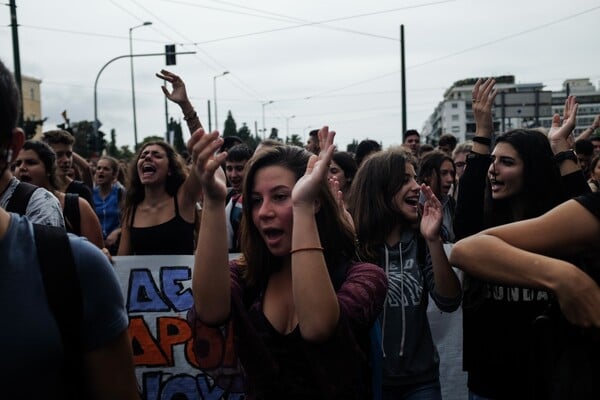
[419,184,443,241]
[156,69,190,106]
[328,176,355,231]
[188,129,227,201]
[472,78,497,137]
[292,126,335,208]
[548,95,578,154]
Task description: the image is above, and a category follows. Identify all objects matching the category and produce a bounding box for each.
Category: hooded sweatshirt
[378,229,461,387]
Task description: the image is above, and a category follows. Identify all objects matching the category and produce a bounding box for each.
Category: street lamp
[213,71,229,132]
[285,115,296,137]
[261,100,274,139]
[129,21,152,149]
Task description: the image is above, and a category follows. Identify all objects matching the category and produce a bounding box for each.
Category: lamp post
[129,21,152,149]
[285,115,296,137]
[213,71,229,132]
[261,100,274,139]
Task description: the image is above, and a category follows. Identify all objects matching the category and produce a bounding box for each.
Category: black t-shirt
[66,180,94,212]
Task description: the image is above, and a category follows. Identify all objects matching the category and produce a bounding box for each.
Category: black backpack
[32,224,85,398]
[5,181,38,215]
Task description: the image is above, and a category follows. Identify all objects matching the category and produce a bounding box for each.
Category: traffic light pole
[93,51,195,146]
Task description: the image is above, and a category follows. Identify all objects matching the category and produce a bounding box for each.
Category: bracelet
[290,246,324,255]
[553,150,577,164]
[183,110,198,121]
[472,136,492,146]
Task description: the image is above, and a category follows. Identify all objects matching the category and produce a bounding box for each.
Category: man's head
[225,144,253,193]
[437,134,458,155]
[42,129,75,177]
[0,59,24,181]
[575,139,594,176]
[306,129,320,154]
[591,136,600,157]
[403,129,420,155]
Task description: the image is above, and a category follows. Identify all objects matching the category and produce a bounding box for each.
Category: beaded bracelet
[289,246,324,255]
[183,110,198,121]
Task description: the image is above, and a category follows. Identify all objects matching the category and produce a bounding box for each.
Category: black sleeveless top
[129,195,195,255]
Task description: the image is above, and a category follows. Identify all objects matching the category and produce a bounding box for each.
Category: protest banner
[114,255,244,400]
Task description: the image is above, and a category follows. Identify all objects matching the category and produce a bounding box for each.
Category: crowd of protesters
[2,59,600,399]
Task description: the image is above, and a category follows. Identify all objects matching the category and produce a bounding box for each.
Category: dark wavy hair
[418,150,455,199]
[20,140,60,190]
[484,129,564,227]
[348,147,417,262]
[123,141,187,223]
[238,145,357,288]
[331,151,358,192]
[0,59,19,152]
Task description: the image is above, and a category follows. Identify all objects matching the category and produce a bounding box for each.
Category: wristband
[553,150,577,164]
[472,136,492,146]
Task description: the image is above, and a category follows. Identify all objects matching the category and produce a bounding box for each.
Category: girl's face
[453,152,468,180]
[251,165,296,257]
[14,149,49,188]
[393,162,421,223]
[328,160,347,190]
[95,159,116,187]
[488,142,525,200]
[592,160,600,181]
[137,144,170,186]
[426,160,455,198]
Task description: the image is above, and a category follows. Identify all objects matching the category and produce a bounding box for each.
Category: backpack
[32,224,85,399]
[5,181,38,215]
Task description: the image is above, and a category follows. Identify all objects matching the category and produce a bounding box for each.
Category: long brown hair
[239,145,356,288]
[123,141,187,225]
[348,147,417,262]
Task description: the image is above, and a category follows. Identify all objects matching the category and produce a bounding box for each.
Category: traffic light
[165,44,176,65]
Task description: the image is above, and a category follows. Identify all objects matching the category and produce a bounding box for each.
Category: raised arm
[290,127,340,342]
[189,129,230,324]
[420,184,461,300]
[450,198,600,327]
[471,78,497,154]
[576,114,600,142]
[156,69,203,134]
[548,95,581,176]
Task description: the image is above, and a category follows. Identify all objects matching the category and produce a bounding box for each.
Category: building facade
[422,76,599,144]
[21,75,43,137]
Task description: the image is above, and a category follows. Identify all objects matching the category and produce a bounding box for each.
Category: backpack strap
[5,181,38,216]
[33,224,85,398]
[63,193,81,236]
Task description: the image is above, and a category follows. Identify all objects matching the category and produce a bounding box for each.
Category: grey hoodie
[378,229,461,387]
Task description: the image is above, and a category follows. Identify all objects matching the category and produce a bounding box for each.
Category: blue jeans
[468,391,493,400]
[382,380,442,400]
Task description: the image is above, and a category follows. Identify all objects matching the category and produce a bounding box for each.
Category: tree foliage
[286,134,303,146]
[223,111,237,137]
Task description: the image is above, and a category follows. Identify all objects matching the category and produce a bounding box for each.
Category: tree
[269,127,280,141]
[286,134,303,147]
[140,135,165,147]
[167,118,185,153]
[23,117,46,139]
[223,111,237,137]
[107,128,118,156]
[346,139,359,154]
[237,123,251,141]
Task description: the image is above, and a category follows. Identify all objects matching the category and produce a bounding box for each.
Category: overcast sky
[2,0,599,151]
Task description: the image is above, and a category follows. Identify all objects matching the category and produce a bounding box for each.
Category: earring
[6,149,13,163]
